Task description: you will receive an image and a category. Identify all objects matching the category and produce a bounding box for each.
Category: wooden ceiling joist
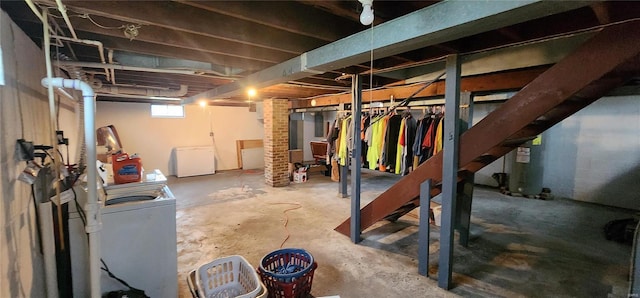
[290,67,548,109]
[39,0,325,54]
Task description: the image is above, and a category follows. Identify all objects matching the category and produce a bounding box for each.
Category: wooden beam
[178,0,360,42]
[291,67,548,108]
[62,16,293,64]
[11,12,294,64]
[46,0,325,54]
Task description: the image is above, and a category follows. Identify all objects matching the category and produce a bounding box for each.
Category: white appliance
[68,174,177,297]
[175,146,216,177]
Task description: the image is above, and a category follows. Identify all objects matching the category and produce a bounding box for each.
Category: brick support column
[263,98,290,187]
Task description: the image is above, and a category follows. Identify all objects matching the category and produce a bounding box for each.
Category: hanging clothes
[433,117,444,155]
[361,115,370,167]
[413,116,432,168]
[421,115,441,160]
[326,119,339,164]
[395,118,406,175]
[366,116,382,170]
[377,115,389,172]
[402,112,417,175]
[383,114,402,172]
[337,116,351,166]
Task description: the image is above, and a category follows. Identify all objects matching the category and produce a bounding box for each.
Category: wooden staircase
[336,20,640,236]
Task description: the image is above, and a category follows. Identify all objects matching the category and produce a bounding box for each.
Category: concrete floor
[168,169,636,298]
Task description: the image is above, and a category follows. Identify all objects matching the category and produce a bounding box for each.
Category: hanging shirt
[384,115,402,170]
[395,119,406,175]
[338,116,351,166]
[433,117,444,155]
[366,117,381,170]
[422,116,440,159]
[403,115,417,175]
[378,115,389,172]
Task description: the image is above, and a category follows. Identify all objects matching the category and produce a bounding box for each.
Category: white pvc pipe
[51,35,111,82]
[41,77,100,298]
[108,49,116,85]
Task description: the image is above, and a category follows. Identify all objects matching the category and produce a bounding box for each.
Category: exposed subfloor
[169,169,636,298]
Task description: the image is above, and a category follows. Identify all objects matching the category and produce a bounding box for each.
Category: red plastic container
[112,153,142,184]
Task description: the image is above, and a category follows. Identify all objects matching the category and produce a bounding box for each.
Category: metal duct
[95,84,188,97]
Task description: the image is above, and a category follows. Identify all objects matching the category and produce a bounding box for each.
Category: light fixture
[247,88,257,102]
[311,99,317,107]
[358,0,374,26]
[199,100,207,107]
[123,24,141,41]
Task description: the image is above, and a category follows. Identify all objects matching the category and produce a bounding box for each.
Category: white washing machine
[68,177,177,297]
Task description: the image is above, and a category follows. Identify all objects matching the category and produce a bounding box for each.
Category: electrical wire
[268,202,303,248]
[365,70,445,129]
[369,20,374,115]
[80,14,126,30]
[71,187,147,296]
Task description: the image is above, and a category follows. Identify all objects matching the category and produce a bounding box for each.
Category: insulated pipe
[55,60,200,75]
[41,77,100,298]
[96,84,188,97]
[55,0,78,39]
[108,49,115,85]
[51,35,110,82]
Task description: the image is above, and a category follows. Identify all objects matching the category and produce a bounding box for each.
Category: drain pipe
[41,77,101,298]
[52,35,111,82]
[108,49,115,84]
[55,0,78,39]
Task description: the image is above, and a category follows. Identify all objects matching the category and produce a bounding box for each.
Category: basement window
[151,104,184,118]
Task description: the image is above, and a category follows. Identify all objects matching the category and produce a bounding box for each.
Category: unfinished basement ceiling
[2,1,640,105]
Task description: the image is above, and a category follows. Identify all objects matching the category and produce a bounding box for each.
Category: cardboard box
[289,149,303,163]
[293,171,307,183]
[432,205,442,227]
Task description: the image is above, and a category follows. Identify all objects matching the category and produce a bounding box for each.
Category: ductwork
[96,84,188,97]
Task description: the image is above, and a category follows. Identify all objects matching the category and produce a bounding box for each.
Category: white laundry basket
[195,255,263,298]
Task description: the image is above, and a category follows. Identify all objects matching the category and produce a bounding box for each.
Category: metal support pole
[418,179,432,277]
[438,54,461,290]
[456,92,474,247]
[631,221,640,296]
[350,75,363,243]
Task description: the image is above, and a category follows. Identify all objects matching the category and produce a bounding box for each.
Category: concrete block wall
[0,12,79,297]
[96,102,264,174]
[263,99,290,186]
[542,95,640,210]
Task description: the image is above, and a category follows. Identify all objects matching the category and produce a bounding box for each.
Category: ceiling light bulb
[247,88,257,97]
[360,4,374,26]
